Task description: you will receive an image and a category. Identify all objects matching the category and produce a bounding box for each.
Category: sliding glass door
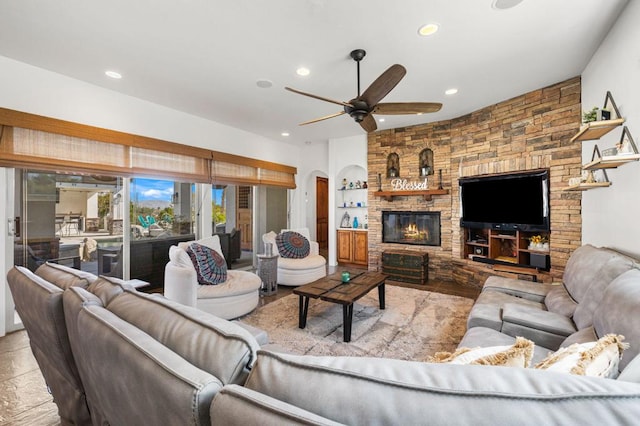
[13,171,125,275]
[11,171,197,288]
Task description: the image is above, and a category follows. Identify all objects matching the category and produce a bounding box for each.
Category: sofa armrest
[309,240,319,256]
[482,275,554,302]
[164,262,198,307]
[210,385,341,426]
[501,303,577,350]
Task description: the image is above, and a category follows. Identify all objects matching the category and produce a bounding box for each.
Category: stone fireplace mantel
[374,189,448,202]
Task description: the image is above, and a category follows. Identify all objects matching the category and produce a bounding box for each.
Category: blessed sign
[390,178,428,191]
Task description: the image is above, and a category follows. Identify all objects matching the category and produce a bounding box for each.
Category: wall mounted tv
[459,169,550,232]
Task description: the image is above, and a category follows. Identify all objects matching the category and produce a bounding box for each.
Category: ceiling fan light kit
[285,49,442,132]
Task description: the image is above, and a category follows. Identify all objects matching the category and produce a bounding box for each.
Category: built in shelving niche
[336,164,368,229]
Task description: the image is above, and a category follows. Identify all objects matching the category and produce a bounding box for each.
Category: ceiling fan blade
[373,102,443,115]
[285,87,353,108]
[359,64,406,106]
[360,114,377,132]
[299,111,346,126]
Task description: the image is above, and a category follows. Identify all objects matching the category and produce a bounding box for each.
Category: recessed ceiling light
[105,70,122,79]
[378,118,385,122]
[445,88,458,95]
[418,23,439,37]
[296,67,310,76]
[492,0,524,10]
[256,79,273,88]
[281,132,290,137]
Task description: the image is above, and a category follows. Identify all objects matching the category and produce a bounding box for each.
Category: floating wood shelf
[564,182,612,191]
[571,118,625,142]
[374,189,448,201]
[582,154,640,170]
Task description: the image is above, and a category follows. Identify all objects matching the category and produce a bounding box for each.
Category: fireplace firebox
[382,211,441,246]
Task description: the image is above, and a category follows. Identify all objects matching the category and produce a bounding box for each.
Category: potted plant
[528,235,549,251]
[582,107,599,123]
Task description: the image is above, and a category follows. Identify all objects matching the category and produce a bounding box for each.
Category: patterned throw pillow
[275,231,310,259]
[427,337,534,368]
[534,334,627,378]
[185,242,227,285]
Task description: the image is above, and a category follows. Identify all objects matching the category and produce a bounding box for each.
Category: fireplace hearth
[382,211,441,246]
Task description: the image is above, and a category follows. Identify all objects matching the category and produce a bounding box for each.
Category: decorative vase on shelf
[353,217,359,229]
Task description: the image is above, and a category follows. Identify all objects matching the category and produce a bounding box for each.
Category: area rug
[239,286,474,361]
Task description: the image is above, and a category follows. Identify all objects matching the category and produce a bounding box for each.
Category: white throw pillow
[177,236,224,259]
[428,337,534,368]
[169,245,193,269]
[195,235,225,259]
[534,334,627,379]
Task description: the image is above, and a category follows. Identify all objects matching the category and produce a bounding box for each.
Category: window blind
[0,108,297,187]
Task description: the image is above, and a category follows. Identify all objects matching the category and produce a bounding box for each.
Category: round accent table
[257,254,279,295]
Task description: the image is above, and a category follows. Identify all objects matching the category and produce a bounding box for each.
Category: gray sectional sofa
[7,247,640,425]
[461,244,640,365]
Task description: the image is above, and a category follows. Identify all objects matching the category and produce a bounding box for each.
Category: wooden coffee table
[293,271,386,342]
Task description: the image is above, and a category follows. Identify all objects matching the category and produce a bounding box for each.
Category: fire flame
[403,223,428,240]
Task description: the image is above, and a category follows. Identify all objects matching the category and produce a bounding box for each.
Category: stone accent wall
[367,77,582,287]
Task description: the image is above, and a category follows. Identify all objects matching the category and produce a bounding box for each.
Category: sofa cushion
[544,284,578,317]
[276,231,310,259]
[245,350,640,425]
[502,303,576,336]
[561,326,598,347]
[564,245,637,329]
[278,254,327,271]
[459,326,551,366]
[500,303,576,349]
[106,289,260,384]
[186,242,228,285]
[467,289,544,330]
[592,269,640,371]
[86,276,134,307]
[197,270,262,299]
[429,337,534,367]
[534,334,627,379]
[482,275,552,302]
[35,261,97,289]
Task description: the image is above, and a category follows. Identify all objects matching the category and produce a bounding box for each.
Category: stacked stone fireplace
[366,76,583,287]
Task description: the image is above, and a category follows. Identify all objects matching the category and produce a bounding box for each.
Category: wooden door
[337,230,352,263]
[236,186,252,250]
[316,176,328,250]
[353,231,368,265]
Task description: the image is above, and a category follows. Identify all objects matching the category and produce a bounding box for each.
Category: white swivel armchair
[262,228,326,286]
[164,235,261,319]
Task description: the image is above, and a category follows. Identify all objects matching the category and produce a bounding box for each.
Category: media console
[463,228,550,272]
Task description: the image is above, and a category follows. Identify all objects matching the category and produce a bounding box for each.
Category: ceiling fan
[285,49,442,133]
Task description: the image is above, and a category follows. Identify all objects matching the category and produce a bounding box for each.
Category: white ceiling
[0,0,628,145]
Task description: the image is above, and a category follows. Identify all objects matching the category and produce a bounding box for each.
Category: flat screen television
[459,169,550,232]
